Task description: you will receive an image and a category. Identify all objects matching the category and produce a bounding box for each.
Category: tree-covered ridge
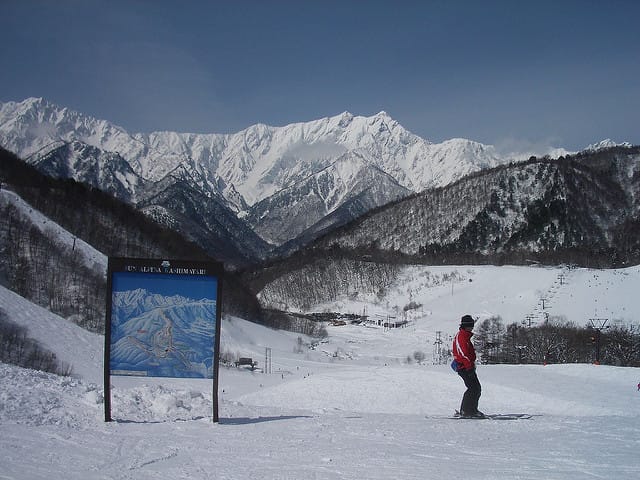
[308,147,640,267]
[0,147,211,261]
[0,148,261,332]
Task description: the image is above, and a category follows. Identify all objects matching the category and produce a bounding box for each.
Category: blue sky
[2,0,639,152]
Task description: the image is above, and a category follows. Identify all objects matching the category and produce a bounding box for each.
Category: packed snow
[1,260,640,479]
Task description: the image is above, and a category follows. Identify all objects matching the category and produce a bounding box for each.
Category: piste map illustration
[109,272,218,379]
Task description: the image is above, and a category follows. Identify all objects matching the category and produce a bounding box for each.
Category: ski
[482,413,533,420]
[446,411,534,420]
[425,413,534,421]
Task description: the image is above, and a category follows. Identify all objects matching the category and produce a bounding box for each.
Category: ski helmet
[460,314,475,328]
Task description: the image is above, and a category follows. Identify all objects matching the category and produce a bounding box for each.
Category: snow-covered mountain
[244,151,413,245]
[32,140,143,202]
[0,99,509,202]
[305,147,640,265]
[0,98,517,254]
[585,138,633,152]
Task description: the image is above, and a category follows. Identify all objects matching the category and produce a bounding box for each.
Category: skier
[452,314,484,418]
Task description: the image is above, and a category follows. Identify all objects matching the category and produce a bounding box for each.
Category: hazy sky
[2,0,639,153]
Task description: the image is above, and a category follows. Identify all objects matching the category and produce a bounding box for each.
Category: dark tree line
[474,316,640,366]
[260,309,329,337]
[257,257,401,311]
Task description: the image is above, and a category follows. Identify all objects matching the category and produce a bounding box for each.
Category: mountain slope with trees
[308,146,640,267]
[243,146,640,324]
[0,148,262,331]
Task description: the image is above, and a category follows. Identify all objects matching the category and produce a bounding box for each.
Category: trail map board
[104,257,223,422]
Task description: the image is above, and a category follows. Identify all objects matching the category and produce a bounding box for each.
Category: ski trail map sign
[104,257,223,422]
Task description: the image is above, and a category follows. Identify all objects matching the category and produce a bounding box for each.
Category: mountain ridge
[1,97,631,266]
[0,99,514,199]
[305,148,640,266]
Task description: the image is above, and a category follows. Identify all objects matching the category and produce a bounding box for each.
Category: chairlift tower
[588,318,609,365]
[433,331,445,365]
[264,347,272,374]
[523,314,536,328]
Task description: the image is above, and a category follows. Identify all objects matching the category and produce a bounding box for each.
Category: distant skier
[637,382,640,392]
[452,315,484,418]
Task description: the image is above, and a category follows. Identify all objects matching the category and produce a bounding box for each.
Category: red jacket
[453,328,476,371]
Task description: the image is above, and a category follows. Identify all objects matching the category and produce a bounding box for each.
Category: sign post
[104,257,223,422]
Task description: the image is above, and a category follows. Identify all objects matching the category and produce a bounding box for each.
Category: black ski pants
[458,368,481,415]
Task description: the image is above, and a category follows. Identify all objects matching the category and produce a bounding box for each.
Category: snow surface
[2,260,640,479]
[312,264,640,334]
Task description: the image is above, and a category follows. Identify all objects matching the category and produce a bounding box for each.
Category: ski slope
[1,263,640,479]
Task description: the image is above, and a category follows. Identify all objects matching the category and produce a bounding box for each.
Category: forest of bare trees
[474,316,640,366]
[0,200,106,332]
[257,258,401,311]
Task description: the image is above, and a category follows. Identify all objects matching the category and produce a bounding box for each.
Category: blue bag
[450,360,459,371]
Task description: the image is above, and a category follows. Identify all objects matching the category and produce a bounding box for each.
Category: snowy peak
[0,97,132,159]
[336,111,354,128]
[244,149,411,246]
[33,140,143,202]
[215,109,426,206]
[0,97,499,206]
[585,139,633,152]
